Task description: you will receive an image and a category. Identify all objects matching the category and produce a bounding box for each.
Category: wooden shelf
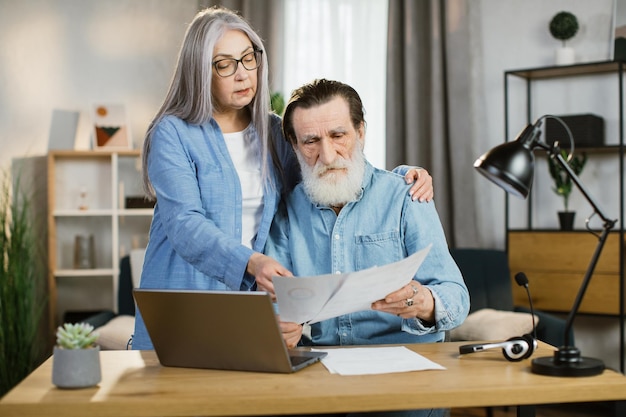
[119,209,154,216]
[49,149,141,158]
[506,60,626,80]
[55,268,116,277]
[53,209,113,217]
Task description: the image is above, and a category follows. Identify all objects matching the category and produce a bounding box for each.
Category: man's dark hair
[282,79,365,145]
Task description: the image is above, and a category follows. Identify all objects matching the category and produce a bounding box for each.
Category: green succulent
[56,323,98,349]
[549,11,579,46]
[547,149,587,212]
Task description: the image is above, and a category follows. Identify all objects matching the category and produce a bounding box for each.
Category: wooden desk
[1,342,625,417]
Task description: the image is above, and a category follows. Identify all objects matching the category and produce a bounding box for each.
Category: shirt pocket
[354,230,402,270]
[195,161,227,216]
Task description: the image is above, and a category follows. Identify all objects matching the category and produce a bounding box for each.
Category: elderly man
[266,81,468,417]
[266,79,469,350]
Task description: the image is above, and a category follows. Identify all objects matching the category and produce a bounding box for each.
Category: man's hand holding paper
[273,244,432,324]
[371,279,435,322]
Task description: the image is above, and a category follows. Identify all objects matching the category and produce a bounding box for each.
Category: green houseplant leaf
[547,149,587,212]
[0,167,47,397]
[270,92,285,116]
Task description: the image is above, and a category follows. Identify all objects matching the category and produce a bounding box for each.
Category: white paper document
[313,346,446,375]
[273,244,432,324]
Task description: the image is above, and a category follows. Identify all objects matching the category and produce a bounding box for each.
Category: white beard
[296,142,366,207]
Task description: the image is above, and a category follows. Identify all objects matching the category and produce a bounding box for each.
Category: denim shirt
[264,162,469,346]
[133,114,298,350]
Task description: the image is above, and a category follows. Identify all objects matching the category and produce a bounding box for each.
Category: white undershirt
[223,126,264,249]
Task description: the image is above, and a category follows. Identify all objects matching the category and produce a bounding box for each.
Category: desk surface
[1,342,625,417]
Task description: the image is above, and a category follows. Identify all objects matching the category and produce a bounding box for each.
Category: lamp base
[531,346,604,377]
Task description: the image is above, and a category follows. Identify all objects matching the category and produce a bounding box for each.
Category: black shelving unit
[504,60,625,373]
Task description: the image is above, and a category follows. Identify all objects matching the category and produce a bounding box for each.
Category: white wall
[0,0,198,170]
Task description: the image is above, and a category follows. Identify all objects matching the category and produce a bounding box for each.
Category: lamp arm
[552,151,617,347]
[562,225,611,347]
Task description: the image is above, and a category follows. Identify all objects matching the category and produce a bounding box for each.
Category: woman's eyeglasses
[212,50,263,77]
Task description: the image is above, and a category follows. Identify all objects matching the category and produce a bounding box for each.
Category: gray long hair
[142,6,272,199]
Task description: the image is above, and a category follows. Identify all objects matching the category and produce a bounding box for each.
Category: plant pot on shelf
[52,345,102,389]
[555,46,575,65]
[558,211,576,231]
[549,11,578,66]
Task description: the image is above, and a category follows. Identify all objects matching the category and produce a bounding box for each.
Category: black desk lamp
[474,114,617,377]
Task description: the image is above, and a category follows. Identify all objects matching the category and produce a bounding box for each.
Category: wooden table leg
[517,405,535,417]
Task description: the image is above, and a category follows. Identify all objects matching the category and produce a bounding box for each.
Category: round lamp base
[531,355,604,377]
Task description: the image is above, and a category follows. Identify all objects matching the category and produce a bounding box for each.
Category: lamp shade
[473,140,535,199]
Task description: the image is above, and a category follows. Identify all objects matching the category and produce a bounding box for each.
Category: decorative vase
[555,47,575,65]
[558,211,575,231]
[52,345,102,389]
[73,234,95,269]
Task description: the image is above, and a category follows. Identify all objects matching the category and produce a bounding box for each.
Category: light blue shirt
[264,162,469,346]
[133,114,299,350]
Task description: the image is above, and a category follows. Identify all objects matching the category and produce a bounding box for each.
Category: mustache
[314,159,350,176]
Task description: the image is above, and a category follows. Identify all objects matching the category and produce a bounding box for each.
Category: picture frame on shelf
[92,103,131,150]
[48,109,79,150]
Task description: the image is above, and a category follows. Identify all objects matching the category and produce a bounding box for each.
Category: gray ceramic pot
[52,345,101,389]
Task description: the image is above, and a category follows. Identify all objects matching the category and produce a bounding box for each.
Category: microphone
[514,272,536,340]
[458,271,538,361]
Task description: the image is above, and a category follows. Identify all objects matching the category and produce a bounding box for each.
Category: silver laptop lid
[133,289,325,373]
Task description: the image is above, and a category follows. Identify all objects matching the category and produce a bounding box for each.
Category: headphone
[458,272,538,362]
[459,334,537,362]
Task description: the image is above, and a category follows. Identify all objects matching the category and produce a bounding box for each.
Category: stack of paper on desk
[273,244,432,324]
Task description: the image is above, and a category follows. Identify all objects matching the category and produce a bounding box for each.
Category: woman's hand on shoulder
[404,168,433,203]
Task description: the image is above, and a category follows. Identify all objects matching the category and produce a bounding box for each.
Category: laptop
[133,289,327,373]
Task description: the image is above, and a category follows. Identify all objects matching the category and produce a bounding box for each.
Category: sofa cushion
[96,315,134,350]
[450,308,538,341]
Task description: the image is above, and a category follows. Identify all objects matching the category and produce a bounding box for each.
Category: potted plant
[547,149,587,230]
[52,322,101,389]
[0,166,47,397]
[549,11,579,65]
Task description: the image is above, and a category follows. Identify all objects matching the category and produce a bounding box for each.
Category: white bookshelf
[47,150,152,327]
